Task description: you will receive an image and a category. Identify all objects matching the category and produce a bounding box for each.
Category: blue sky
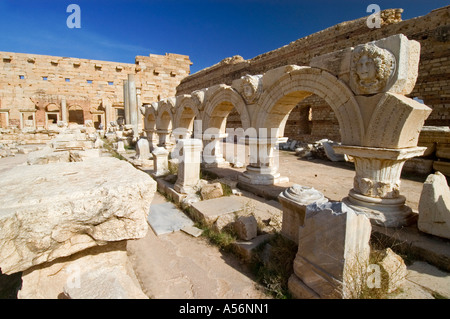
[0,0,446,73]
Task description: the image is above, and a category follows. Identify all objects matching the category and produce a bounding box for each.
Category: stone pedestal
[174,139,202,194]
[135,138,151,160]
[288,201,372,299]
[278,184,328,243]
[334,145,426,227]
[152,147,169,177]
[202,132,229,168]
[238,137,288,185]
[116,140,125,153]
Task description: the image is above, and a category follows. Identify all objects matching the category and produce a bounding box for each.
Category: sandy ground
[127,193,269,299]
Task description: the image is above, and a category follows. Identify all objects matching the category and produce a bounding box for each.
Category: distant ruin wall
[0,51,191,129]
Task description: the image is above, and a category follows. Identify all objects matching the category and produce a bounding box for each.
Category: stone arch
[202,84,251,133]
[143,104,157,132]
[256,66,364,145]
[174,95,200,132]
[156,101,174,131]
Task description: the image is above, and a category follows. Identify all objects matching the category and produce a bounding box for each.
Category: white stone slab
[147,202,194,236]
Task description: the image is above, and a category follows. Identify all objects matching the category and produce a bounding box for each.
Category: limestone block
[418,172,450,239]
[403,158,434,175]
[436,143,450,160]
[290,201,371,299]
[135,138,151,160]
[174,139,202,194]
[0,157,156,275]
[234,215,258,241]
[433,161,450,177]
[152,146,169,177]
[27,146,70,165]
[279,184,328,243]
[322,141,346,162]
[18,241,147,299]
[200,182,224,200]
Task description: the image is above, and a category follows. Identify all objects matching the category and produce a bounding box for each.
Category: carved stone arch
[256,65,364,145]
[156,101,174,131]
[143,103,157,131]
[202,84,251,134]
[174,95,200,131]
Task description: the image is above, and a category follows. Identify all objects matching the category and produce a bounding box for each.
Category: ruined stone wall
[176,6,450,141]
[0,51,191,129]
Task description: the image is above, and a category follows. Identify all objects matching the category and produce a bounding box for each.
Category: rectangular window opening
[65,78,70,82]
[87,80,93,84]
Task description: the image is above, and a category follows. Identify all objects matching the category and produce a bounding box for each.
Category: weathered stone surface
[200,182,224,200]
[279,184,328,243]
[174,139,202,194]
[323,141,346,162]
[378,248,407,293]
[290,201,372,299]
[189,197,243,226]
[0,157,156,275]
[27,146,70,165]
[418,171,450,239]
[135,138,151,160]
[151,146,169,177]
[18,241,147,299]
[234,215,258,241]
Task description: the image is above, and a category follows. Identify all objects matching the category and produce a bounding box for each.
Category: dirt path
[127,192,270,299]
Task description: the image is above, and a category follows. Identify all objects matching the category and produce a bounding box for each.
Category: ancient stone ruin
[1,6,449,300]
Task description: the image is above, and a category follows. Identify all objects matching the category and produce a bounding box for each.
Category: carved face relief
[350,44,396,95]
[240,75,262,104]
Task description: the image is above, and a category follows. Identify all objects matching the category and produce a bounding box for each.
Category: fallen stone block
[234,215,258,241]
[200,182,224,200]
[0,157,156,275]
[418,171,450,239]
[18,241,147,299]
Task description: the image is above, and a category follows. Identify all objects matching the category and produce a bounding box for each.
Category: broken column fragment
[288,201,372,299]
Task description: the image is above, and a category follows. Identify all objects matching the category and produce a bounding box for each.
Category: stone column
[174,139,202,194]
[288,201,372,299]
[103,99,112,130]
[278,184,328,243]
[202,132,229,168]
[123,79,130,125]
[238,136,288,185]
[334,145,426,227]
[61,97,67,123]
[128,74,138,139]
[136,88,143,133]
